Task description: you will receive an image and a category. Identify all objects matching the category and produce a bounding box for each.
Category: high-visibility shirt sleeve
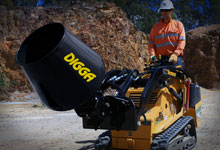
[174,23,186,56]
[148,28,156,56]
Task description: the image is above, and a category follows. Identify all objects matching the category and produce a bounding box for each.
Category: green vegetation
[0,66,9,89]
[0,66,19,92]
[10,79,19,87]
[1,0,14,6]
[97,0,220,32]
[0,0,220,32]
[0,65,9,101]
[0,0,71,6]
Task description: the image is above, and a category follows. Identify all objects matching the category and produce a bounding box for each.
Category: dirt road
[194,88,220,150]
[0,103,103,150]
[0,88,220,150]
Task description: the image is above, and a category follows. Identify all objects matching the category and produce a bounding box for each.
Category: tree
[209,0,220,24]
[1,0,219,31]
[1,0,14,6]
[97,0,220,32]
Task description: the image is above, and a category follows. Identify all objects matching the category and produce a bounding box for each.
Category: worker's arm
[148,28,156,57]
[174,23,186,56]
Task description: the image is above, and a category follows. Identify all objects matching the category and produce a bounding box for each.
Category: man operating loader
[148,0,185,66]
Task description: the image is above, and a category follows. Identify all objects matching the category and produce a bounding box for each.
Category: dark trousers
[160,55,183,67]
[175,56,183,67]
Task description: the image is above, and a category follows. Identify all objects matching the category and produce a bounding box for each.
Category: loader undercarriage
[152,116,196,150]
[80,116,197,150]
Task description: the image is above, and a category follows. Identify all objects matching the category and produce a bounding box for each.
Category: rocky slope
[184,24,220,89]
[0,2,148,99]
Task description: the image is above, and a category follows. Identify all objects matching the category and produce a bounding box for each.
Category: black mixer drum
[16,23,105,111]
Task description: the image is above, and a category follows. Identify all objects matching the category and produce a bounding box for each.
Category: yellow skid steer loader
[16,23,201,150]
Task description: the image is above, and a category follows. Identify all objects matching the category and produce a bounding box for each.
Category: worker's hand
[169,53,178,64]
[146,55,156,64]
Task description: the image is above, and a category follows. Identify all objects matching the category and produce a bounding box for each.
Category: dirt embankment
[0,2,148,100]
[184,24,220,89]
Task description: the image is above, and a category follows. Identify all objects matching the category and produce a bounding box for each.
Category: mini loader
[16,23,201,150]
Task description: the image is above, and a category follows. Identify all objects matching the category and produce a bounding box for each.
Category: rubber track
[151,116,196,150]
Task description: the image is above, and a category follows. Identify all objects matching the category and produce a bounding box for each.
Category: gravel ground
[0,88,220,150]
[0,104,103,150]
[194,88,220,150]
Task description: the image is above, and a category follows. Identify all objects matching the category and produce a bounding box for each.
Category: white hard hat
[160,0,174,10]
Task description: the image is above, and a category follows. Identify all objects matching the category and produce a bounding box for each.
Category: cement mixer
[16,23,201,150]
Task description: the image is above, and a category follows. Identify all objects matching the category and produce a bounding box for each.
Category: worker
[148,0,185,67]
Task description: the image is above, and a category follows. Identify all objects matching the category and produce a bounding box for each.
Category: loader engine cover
[16,23,105,111]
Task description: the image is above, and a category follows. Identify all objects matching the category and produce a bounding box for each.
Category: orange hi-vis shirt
[148,19,186,57]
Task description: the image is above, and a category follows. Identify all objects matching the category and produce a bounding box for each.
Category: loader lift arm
[77,63,190,131]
